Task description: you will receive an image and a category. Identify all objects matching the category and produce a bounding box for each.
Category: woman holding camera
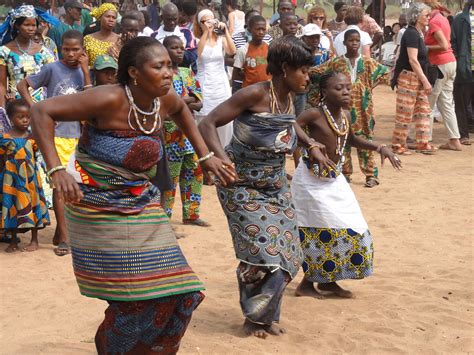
[194,8,236,148]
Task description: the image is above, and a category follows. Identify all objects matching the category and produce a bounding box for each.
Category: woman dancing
[199,37,329,338]
[30,37,235,354]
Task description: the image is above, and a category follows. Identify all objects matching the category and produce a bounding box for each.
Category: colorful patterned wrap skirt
[65,125,204,353]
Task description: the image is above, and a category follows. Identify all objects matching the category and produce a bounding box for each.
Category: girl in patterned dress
[1,99,50,252]
[162,36,210,227]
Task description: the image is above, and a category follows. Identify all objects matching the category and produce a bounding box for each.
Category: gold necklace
[269,81,294,115]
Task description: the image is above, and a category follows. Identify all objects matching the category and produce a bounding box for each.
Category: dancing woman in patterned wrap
[30,37,236,354]
[199,36,332,338]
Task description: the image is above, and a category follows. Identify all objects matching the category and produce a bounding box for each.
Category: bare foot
[318,282,353,298]
[52,229,60,246]
[295,279,325,299]
[264,324,287,335]
[22,240,39,252]
[5,243,20,253]
[243,319,267,339]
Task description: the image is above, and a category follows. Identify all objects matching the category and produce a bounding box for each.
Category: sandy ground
[1,85,473,354]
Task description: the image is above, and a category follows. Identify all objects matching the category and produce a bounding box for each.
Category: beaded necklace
[15,38,31,55]
[125,85,161,135]
[321,103,349,157]
[269,81,294,115]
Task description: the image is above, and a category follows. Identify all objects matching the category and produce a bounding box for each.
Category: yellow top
[84,35,114,67]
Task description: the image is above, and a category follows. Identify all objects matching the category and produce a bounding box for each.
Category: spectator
[48,0,84,56]
[232,9,272,49]
[178,0,198,31]
[392,22,401,42]
[451,0,473,145]
[0,5,56,108]
[83,3,119,67]
[107,15,140,62]
[383,25,393,43]
[306,6,334,51]
[140,10,155,36]
[327,1,348,38]
[424,0,462,151]
[154,3,197,69]
[391,3,437,154]
[360,13,383,48]
[232,15,270,89]
[227,0,245,36]
[194,8,235,148]
[268,0,303,39]
[93,54,117,86]
[333,6,372,56]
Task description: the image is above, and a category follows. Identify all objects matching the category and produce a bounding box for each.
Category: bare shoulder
[298,107,323,125]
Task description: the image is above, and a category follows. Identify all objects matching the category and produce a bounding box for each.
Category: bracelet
[376,144,387,153]
[197,151,214,163]
[83,84,93,89]
[307,143,320,152]
[46,165,66,179]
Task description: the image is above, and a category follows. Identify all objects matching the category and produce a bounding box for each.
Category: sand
[1,85,473,354]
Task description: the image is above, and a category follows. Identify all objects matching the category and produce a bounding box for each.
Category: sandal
[439,143,462,151]
[54,242,70,257]
[415,143,438,155]
[183,218,211,227]
[392,144,413,155]
[365,177,380,188]
[460,138,472,146]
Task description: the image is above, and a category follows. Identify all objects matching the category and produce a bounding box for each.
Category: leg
[356,145,379,188]
[413,84,435,151]
[392,71,417,149]
[428,73,443,141]
[295,276,325,299]
[162,155,183,219]
[23,228,39,252]
[454,82,471,141]
[5,231,19,253]
[52,190,69,256]
[435,62,462,150]
[181,153,209,226]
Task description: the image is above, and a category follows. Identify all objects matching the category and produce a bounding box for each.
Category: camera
[212,20,224,36]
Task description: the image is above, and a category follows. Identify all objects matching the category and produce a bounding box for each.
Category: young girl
[292,71,401,298]
[1,99,50,252]
[307,29,389,187]
[162,35,209,227]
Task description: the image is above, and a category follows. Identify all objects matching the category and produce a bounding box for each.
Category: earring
[133,78,137,85]
[284,72,287,78]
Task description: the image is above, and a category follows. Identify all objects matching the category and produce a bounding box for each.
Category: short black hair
[334,1,346,12]
[6,98,28,118]
[248,15,266,29]
[318,70,340,101]
[280,13,297,23]
[62,29,84,45]
[245,9,260,23]
[343,28,360,41]
[117,37,164,85]
[163,35,182,48]
[267,36,313,76]
[182,0,198,16]
[278,0,293,9]
[121,14,140,26]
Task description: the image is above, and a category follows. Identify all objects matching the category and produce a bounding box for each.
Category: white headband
[197,9,214,23]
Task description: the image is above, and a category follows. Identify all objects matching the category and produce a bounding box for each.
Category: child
[279,13,299,37]
[93,54,118,86]
[291,71,401,298]
[1,99,50,252]
[307,29,389,188]
[162,35,209,227]
[17,30,91,256]
[232,15,270,89]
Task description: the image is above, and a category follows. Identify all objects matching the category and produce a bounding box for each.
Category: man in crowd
[268,0,303,39]
[48,0,84,56]
[327,1,348,38]
[452,0,474,145]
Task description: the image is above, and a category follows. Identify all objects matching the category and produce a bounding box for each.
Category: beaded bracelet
[46,165,66,179]
[307,143,321,152]
[197,151,214,164]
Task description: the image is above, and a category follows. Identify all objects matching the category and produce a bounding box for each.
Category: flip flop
[415,144,438,155]
[460,138,472,146]
[183,219,211,227]
[439,143,462,151]
[54,242,70,257]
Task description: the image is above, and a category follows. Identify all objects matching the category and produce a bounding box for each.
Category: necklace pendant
[143,117,147,125]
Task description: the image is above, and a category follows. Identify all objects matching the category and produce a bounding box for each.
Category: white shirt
[333,25,373,56]
[320,34,331,50]
[396,27,407,46]
[139,26,154,37]
[154,25,186,45]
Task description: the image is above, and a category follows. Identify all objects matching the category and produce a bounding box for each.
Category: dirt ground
[1,85,473,354]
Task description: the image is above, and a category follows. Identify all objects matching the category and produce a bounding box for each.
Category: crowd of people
[0,0,472,352]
